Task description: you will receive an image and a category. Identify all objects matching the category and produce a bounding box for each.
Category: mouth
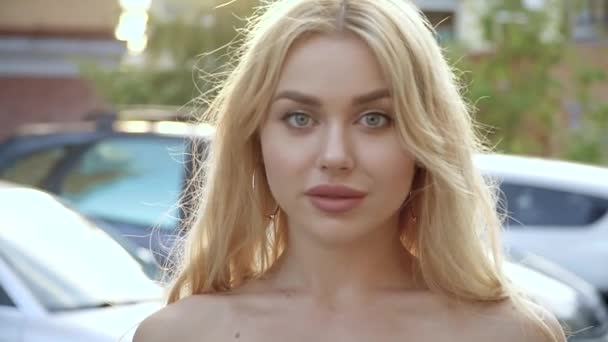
[304,185,367,214]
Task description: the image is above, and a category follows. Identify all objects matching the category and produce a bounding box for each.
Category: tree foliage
[82,0,260,106]
[450,0,607,164]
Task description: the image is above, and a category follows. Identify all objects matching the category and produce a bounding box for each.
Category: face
[259,33,416,245]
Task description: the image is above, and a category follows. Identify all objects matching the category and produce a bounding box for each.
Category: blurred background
[0,0,606,162]
[0,1,607,341]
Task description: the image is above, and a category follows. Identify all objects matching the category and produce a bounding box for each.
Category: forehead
[275,33,388,96]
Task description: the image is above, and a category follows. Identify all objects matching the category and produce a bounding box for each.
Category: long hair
[167,0,559,340]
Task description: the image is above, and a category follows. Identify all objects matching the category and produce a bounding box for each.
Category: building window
[572,0,608,41]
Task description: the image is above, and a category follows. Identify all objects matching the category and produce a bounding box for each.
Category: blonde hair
[167,0,561,340]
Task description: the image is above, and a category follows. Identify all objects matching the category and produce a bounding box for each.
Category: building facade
[0,0,125,140]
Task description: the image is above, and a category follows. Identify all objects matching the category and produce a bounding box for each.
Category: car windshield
[60,137,187,231]
[0,188,162,312]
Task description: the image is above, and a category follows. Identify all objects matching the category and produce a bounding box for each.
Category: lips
[304,185,367,214]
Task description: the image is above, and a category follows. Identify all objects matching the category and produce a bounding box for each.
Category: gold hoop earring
[253,168,279,220]
[399,191,413,211]
[400,191,418,224]
[267,205,279,220]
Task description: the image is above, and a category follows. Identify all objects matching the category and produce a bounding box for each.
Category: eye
[357,112,392,128]
[283,112,314,128]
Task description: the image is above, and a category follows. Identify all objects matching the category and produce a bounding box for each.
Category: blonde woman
[135,0,566,341]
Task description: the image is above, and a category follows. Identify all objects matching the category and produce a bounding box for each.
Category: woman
[135,0,567,341]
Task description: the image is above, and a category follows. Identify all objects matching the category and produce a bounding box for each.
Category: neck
[267,216,422,306]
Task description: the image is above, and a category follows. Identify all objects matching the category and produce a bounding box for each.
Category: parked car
[476,154,608,302]
[0,111,213,267]
[504,255,608,341]
[0,186,163,342]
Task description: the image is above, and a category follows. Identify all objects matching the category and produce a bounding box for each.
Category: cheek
[259,126,312,197]
[359,138,416,201]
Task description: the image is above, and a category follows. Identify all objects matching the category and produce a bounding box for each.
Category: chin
[292,214,383,246]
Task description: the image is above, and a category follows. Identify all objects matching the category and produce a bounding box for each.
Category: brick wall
[0,0,121,141]
[0,77,108,140]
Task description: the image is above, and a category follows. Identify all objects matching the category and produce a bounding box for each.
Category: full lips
[307,195,365,214]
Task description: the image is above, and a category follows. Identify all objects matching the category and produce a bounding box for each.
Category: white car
[506,255,608,341]
[476,154,608,302]
[0,186,163,342]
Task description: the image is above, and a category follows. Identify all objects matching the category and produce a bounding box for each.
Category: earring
[401,191,418,224]
[399,191,413,211]
[267,205,279,220]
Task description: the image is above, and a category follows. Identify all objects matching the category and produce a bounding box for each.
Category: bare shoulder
[521,300,567,342]
[469,297,567,342]
[133,294,232,342]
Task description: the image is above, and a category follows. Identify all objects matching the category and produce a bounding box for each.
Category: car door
[0,270,25,341]
[499,180,608,293]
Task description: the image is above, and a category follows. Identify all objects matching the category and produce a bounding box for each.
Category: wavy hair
[167,1,560,340]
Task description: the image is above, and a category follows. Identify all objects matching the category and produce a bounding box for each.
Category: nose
[318,124,354,172]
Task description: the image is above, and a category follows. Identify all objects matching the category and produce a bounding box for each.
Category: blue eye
[358,112,391,128]
[284,112,314,128]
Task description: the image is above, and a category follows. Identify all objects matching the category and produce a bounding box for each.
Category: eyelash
[281,111,393,129]
[281,111,315,128]
[357,112,393,128]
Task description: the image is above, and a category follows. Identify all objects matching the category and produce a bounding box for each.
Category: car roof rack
[85,105,200,125]
[11,105,210,138]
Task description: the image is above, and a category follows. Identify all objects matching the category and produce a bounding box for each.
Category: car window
[60,137,186,230]
[0,148,67,187]
[0,283,15,307]
[499,182,608,227]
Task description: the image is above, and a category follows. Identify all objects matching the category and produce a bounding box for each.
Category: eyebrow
[272,88,391,107]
